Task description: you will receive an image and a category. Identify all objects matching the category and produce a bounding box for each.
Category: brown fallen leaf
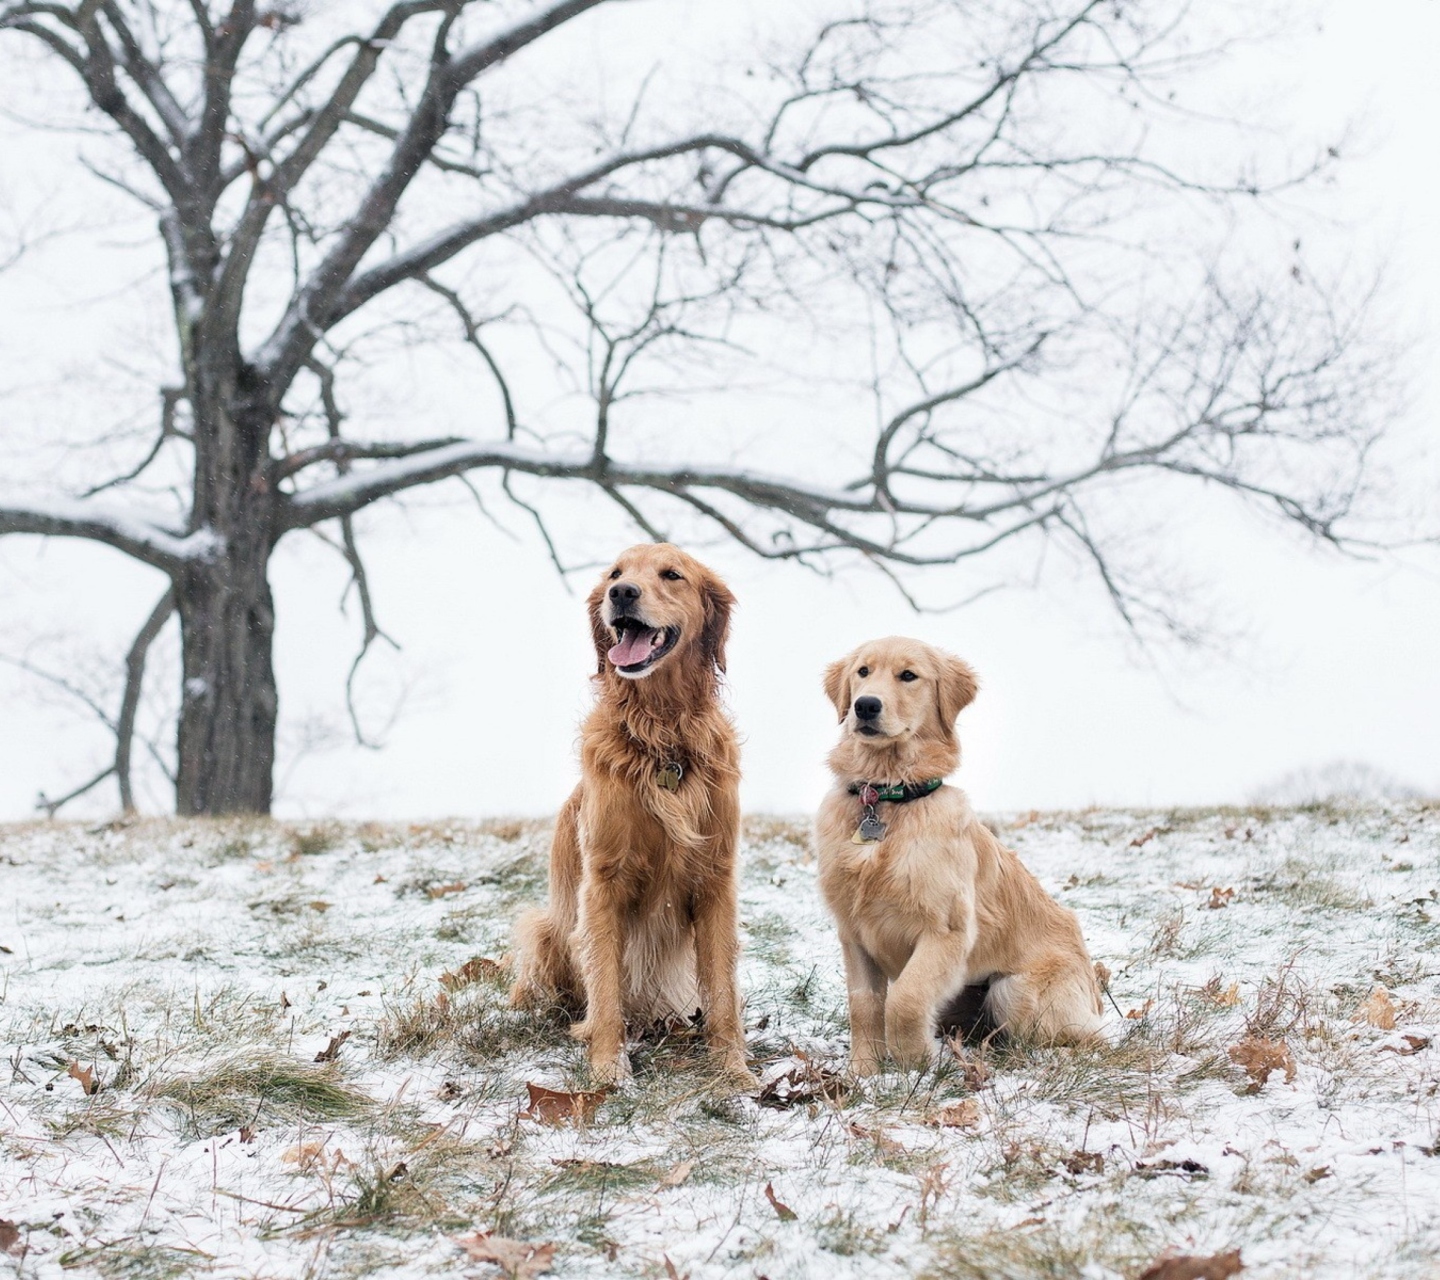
[1357,988,1398,1030]
[279,991,292,1011]
[238,1125,256,1143]
[0,1220,19,1254]
[1304,1165,1333,1183]
[1199,978,1240,1008]
[1063,1150,1104,1175]
[520,1082,607,1126]
[945,1042,993,1090]
[756,1054,847,1108]
[455,1232,556,1279]
[282,1141,328,1171]
[1138,1249,1243,1280]
[1093,961,1112,988]
[1380,1034,1431,1057]
[763,1181,797,1221]
[1207,886,1234,910]
[308,900,330,912]
[67,1060,99,1095]
[427,881,467,899]
[314,1029,352,1063]
[1125,1000,1154,1020]
[932,1098,981,1128]
[848,1123,908,1157]
[663,1256,686,1280]
[657,1159,696,1188]
[439,956,503,991]
[1228,1037,1296,1088]
[1130,828,1160,848]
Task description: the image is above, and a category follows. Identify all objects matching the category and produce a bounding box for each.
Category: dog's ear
[699,572,736,673]
[823,657,852,723]
[587,580,612,675]
[935,654,978,732]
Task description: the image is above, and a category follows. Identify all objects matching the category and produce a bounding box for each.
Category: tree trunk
[174,533,278,815]
[174,374,280,815]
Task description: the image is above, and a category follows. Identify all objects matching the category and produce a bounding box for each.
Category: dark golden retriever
[509,544,754,1088]
[816,636,1103,1073]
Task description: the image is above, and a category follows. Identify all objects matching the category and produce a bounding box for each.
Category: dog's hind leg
[985,955,1103,1046]
[509,789,584,1011]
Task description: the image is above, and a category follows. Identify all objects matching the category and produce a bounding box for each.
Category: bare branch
[116,586,176,812]
[0,496,213,571]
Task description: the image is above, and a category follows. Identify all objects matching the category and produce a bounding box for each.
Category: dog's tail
[509,907,581,1012]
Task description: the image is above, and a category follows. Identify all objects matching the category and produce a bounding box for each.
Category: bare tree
[0,0,1393,815]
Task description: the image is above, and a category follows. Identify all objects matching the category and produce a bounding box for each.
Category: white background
[1,0,1436,820]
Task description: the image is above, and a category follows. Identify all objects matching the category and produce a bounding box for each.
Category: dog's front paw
[849,1050,884,1078]
[886,1030,940,1072]
[714,1051,759,1093]
[589,1049,633,1088]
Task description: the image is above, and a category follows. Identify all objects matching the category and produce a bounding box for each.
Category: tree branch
[0,497,216,571]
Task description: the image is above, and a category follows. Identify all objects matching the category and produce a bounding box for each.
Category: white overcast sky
[0,0,1437,821]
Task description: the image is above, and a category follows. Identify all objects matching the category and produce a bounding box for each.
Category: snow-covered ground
[1,805,1437,1278]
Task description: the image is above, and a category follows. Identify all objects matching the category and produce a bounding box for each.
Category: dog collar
[847,778,943,844]
[847,778,944,805]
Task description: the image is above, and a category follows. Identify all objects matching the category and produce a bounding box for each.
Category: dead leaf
[1199,978,1240,1007]
[314,1029,351,1062]
[932,1098,981,1128]
[1380,1034,1431,1057]
[756,1055,847,1108]
[1126,1000,1154,1020]
[1138,1249,1244,1280]
[1063,1150,1104,1175]
[1130,828,1160,848]
[439,956,503,991]
[427,881,467,899]
[848,1123,908,1157]
[663,1256,685,1280]
[520,1082,607,1126]
[282,1141,327,1171]
[1357,988,1398,1030]
[0,1220,18,1254]
[238,1126,256,1143]
[763,1181,797,1221]
[455,1232,556,1279]
[657,1159,696,1188]
[1304,1165,1332,1183]
[1135,1157,1209,1178]
[1228,1036,1296,1088]
[1093,961,1112,989]
[945,1042,993,1089]
[1207,886,1234,910]
[308,900,330,912]
[67,1060,99,1095]
[279,991,291,1011]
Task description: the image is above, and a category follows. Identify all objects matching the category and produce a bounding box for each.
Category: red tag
[859,785,879,806]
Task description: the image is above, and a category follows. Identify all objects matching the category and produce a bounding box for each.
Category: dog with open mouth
[815,636,1104,1073]
[509,544,755,1089]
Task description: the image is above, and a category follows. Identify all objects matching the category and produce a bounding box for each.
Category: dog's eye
[899,670,918,682]
[857,666,869,678]
[608,568,621,580]
[660,569,684,581]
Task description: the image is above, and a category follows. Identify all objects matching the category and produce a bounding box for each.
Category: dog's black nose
[608,581,641,606]
[854,696,882,721]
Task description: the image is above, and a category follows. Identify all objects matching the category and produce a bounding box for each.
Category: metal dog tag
[852,813,887,843]
[657,762,684,791]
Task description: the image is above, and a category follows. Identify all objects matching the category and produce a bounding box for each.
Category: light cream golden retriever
[815,637,1103,1073]
[509,544,754,1089]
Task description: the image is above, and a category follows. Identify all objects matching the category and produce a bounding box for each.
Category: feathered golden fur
[815,637,1103,1073]
[509,544,754,1088]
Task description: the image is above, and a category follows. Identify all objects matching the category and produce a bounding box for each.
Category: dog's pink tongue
[608,627,657,667]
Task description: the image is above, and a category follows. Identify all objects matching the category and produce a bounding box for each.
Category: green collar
[847,778,944,804]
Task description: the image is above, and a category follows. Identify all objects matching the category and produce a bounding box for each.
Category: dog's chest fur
[814,787,976,973]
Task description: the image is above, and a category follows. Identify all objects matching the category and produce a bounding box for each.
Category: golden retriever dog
[509,544,755,1088]
[815,637,1103,1073]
